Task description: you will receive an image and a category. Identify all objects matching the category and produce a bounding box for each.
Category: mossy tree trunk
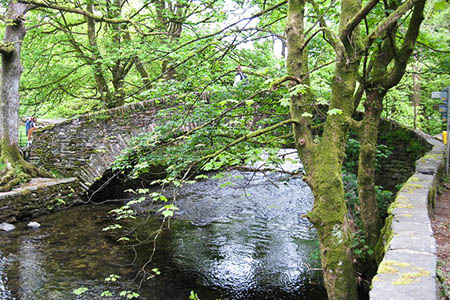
[357,0,426,257]
[357,91,384,253]
[287,0,363,298]
[0,1,48,191]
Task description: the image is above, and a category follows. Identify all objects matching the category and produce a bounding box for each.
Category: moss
[375,215,393,263]
[388,194,414,213]
[392,270,431,285]
[403,183,424,192]
[398,214,412,217]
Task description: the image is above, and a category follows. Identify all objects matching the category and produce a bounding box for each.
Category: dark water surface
[0,171,326,300]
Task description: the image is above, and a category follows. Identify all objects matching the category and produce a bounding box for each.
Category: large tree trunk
[307,61,360,300]
[86,3,114,108]
[0,1,49,191]
[286,0,361,298]
[0,2,27,146]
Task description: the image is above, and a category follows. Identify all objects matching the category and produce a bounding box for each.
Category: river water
[0,169,326,299]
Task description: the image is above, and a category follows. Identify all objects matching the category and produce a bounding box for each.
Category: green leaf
[434,0,447,10]
[101,291,113,297]
[301,112,313,118]
[327,108,343,116]
[194,174,209,180]
[162,210,174,217]
[105,274,121,282]
[102,224,122,231]
[279,97,290,107]
[152,268,161,275]
[72,287,88,295]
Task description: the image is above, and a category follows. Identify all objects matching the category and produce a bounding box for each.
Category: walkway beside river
[433,180,450,300]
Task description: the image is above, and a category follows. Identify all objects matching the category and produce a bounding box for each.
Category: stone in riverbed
[27,222,41,229]
[0,222,15,231]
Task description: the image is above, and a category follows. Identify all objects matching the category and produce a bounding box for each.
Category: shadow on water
[0,170,327,300]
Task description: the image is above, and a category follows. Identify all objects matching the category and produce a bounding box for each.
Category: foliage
[0,0,445,298]
[344,137,393,174]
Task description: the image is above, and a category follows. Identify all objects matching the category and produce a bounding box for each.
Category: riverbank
[433,179,450,300]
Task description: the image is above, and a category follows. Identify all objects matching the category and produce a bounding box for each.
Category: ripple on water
[0,170,326,300]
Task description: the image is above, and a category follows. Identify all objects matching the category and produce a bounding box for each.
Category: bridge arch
[31,98,173,192]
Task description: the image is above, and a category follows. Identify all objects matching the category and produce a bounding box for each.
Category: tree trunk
[357,91,383,252]
[0,2,49,191]
[286,0,360,298]
[307,66,360,300]
[0,2,27,146]
[411,61,421,129]
[86,3,113,108]
[357,0,425,256]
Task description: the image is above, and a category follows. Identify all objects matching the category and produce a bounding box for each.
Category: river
[0,169,326,300]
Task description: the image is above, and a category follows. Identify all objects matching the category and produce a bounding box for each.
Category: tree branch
[341,0,380,40]
[383,0,425,89]
[18,0,134,24]
[189,119,299,174]
[364,0,420,51]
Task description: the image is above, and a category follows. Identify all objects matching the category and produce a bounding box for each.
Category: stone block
[370,250,437,300]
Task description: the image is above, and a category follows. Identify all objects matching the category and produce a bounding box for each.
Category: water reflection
[0,170,326,299]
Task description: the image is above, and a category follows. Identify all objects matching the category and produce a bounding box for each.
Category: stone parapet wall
[0,178,81,223]
[376,120,432,192]
[31,97,175,192]
[370,132,444,300]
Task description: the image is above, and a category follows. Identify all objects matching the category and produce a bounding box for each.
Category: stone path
[432,181,450,300]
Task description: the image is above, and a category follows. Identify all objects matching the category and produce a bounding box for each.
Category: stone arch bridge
[31,96,433,195]
[31,97,174,192]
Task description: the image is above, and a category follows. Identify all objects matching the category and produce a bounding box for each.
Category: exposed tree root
[0,142,51,192]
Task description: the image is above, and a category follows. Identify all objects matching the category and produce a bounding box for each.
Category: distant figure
[233,66,248,87]
[24,117,32,137]
[26,117,37,145]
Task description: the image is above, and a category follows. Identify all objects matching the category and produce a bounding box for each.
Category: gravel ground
[433,182,450,300]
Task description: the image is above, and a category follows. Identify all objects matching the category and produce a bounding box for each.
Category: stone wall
[0,178,81,223]
[31,97,175,192]
[370,132,444,300]
[376,120,432,192]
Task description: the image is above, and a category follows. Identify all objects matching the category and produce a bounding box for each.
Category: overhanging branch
[18,0,133,24]
[364,0,420,51]
[341,0,381,40]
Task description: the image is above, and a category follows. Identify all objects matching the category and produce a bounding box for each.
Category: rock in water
[27,222,41,229]
[0,222,15,231]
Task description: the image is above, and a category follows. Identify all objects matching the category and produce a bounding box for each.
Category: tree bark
[0,1,49,191]
[287,0,361,298]
[0,2,28,146]
[86,3,114,108]
[357,91,383,252]
[357,0,425,256]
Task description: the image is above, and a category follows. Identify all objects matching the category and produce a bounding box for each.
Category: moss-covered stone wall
[376,120,432,192]
[0,178,81,223]
[370,132,444,300]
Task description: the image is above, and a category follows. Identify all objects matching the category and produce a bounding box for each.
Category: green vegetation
[0,0,447,299]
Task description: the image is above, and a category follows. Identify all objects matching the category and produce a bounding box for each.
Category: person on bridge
[233,66,248,87]
[26,117,37,145]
